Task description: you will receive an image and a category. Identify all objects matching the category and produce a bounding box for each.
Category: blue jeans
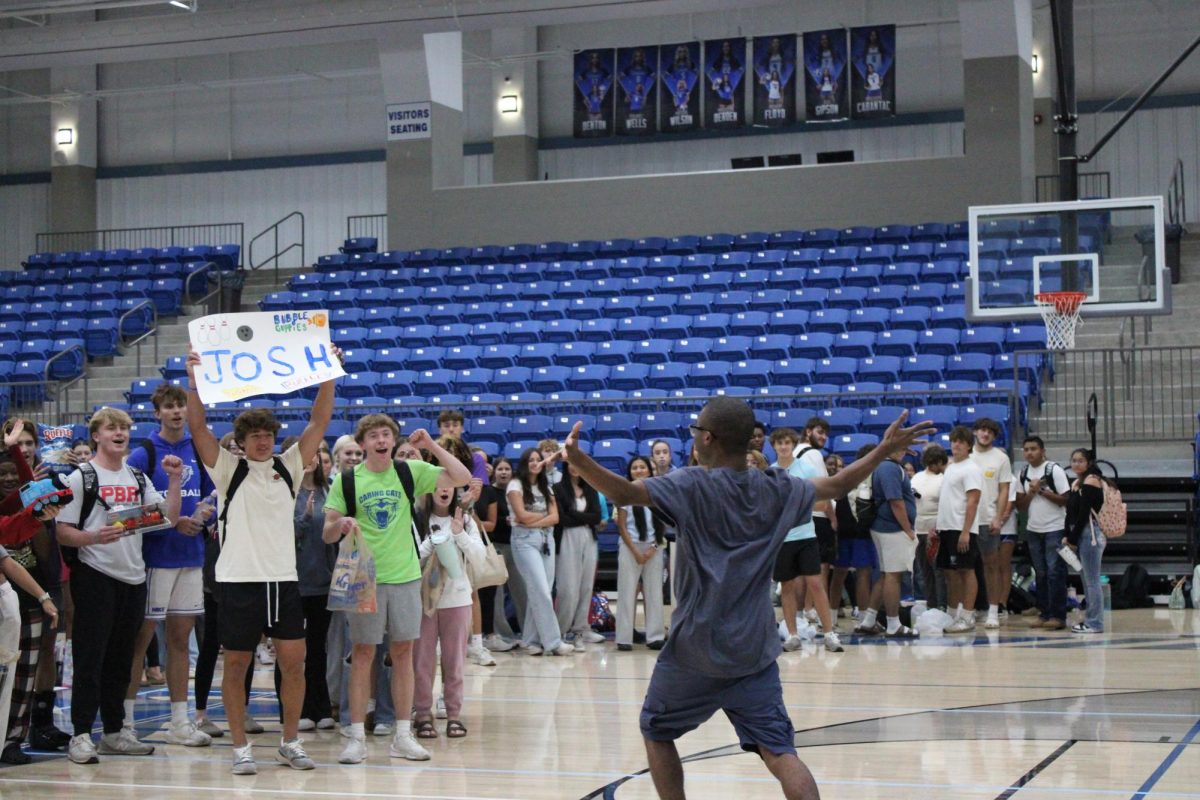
[511,528,563,651]
[1080,523,1106,631]
[1027,529,1068,621]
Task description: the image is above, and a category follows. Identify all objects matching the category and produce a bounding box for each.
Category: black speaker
[767,153,803,167]
[731,156,766,170]
[816,150,854,164]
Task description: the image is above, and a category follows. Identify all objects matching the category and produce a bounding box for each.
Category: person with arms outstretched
[561,398,932,800]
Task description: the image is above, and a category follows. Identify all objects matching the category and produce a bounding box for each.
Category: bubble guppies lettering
[274,312,311,333]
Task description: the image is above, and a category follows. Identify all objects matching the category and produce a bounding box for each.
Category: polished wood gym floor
[3,608,1200,799]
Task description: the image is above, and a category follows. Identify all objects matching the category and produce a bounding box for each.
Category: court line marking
[1130,717,1200,800]
[0,777,526,800]
[994,739,1076,799]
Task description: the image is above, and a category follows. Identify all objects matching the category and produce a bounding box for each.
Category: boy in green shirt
[323,414,471,765]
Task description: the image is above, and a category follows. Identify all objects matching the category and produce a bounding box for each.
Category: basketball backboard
[965,196,1170,322]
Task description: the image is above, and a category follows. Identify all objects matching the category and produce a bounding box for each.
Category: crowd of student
[0,350,1111,775]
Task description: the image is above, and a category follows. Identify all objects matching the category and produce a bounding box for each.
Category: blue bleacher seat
[647,362,689,391]
[917,328,961,356]
[768,310,809,336]
[556,342,597,368]
[819,407,863,433]
[832,332,875,359]
[814,357,857,385]
[807,309,850,334]
[889,306,932,331]
[370,348,409,372]
[453,368,494,394]
[856,355,902,383]
[608,363,650,391]
[791,332,833,360]
[901,355,947,383]
[874,330,918,358]
[729,359,772,388]
[377,371,418,398]
[945,354,994,382]
[630,339,671,365]
[959,326,1008,356]
[750,334,793,361]
[405,347,446,372]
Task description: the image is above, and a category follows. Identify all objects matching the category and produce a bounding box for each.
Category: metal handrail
[346,213,387,250]
[34,222,244,266]
[1167,158,1187,227]
[250,211,305,285]
[119,299,159,375]
[185,261,223,310]
[45,345,88,420]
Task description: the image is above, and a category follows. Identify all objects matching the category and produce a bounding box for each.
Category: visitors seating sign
[387,102,432,141]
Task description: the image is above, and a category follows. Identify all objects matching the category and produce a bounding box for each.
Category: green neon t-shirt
[324,460,444,584]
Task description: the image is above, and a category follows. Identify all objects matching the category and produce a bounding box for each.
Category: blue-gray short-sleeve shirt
[872,460,916,533]
[643,466,816,678]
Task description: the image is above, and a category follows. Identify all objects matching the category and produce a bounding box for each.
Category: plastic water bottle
[1100,575,1112,612]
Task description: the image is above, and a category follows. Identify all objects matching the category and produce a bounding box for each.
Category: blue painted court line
[1131,717,1200,800]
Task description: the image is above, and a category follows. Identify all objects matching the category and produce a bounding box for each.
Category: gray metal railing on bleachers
[1019,345,1200,445]
[249,211,305,284]
[119,300,159,376]
[1035,171,1111,202]
[346,214,387,250]
[35,223,244,266]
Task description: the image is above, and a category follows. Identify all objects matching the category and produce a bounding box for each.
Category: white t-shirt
[1018,460,1070,533]
[59,461,165,585]
[507,478,549,536]
[936,459,984,532]
[793,444,829,517]
[909,469,943,536]
[1002,480,1018,535]
[213,444,306,583]
[419,513,484,609]
[969,446,1012,527]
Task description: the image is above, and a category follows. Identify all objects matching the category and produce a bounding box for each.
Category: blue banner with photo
[752,35,797,127]
[704,38,747,129]
[802,28,848,122]
[616,46,658,136]
[574,49,615,138]
[850,25,896,119]
[658,42,700,133]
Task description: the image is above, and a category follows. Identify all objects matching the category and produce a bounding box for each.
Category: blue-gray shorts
[640,657,796,756]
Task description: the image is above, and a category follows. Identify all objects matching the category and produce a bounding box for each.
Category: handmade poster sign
[187,310,344,404]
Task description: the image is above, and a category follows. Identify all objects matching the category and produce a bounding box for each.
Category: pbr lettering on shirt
[101,484,142,506]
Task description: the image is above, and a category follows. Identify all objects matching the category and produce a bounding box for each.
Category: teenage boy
[769,429,841,653]
[868,443,919,637]
[793,418,835,625]
[939,426,984,634]
[57,407,184,765]
[1015,436,1070,630]
[563,398,932,800]
[323,414,471,765]
[970,418,1013,628]
[125,384,215,747]
[185,346,339,775]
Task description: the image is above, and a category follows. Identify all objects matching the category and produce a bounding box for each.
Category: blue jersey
[127,430,213,568]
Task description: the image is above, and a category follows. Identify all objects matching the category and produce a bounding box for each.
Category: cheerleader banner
[573,49,615,138]
[704,38,746,129]
[751,35,797,127]
[658,42,700,133]
[850,25,895,119]
[802,28,848,122]
[616,46,657,136]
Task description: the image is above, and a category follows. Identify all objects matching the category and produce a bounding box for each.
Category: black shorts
[936,530,980,571]
[814,517,837,564]
[773,538,821,582]
[217,580,306,652]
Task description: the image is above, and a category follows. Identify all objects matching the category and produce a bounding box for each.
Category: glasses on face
[688,424,713,436]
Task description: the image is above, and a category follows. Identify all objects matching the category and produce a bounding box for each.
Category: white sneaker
[297,718,316,732]
[782,634,803,652]
[389,731,431,761]
[232,743,257,774]
[372,723,394,737]
[998,608,1009,620]
[483,634,516,652]
[824,631,844,653]
[550,642,575,656]
[524,644,543,656]
[256,643,275,665]
[98,728,154,755]
[945,618,975,634]
[984,616,1000,629]
[196,718,223,737]
[276,737,315,770]
[804,610,819,625]
[468,644,496,666]
[435,697,447,720]
[244,716,264,734]
[572,640,587,652]
[316,717,336,730]
[338,736,368,764]
[165,720,213,747]
[68,734,98,764]
[580,630,607,644]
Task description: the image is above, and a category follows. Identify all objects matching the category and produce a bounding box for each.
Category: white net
[1034,292,1086,350]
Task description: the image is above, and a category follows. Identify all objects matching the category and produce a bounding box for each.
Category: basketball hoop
[1034,291,1087,350]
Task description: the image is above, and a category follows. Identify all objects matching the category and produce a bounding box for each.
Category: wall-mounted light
[168,0,198,10]
[56,128,73,145]
[1032,54,1039,74]
[499,94,519,114]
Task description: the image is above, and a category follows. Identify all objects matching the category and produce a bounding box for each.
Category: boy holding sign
[184,346,340,775]
[321,414,472,765]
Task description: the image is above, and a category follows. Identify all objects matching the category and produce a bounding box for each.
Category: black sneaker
[1,742,31,765]
[30,725,72,751]
[617,644,633,651]
[647,639,665,651]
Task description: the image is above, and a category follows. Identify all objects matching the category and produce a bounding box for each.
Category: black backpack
[61,462,151,566]
[1020,461,1066,494]
[339,462,422,551]
[1113,563,1153,610]
[217,456,294,546]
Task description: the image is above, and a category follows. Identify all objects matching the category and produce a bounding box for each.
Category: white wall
[0,69,51,175]
[0,182,50,268]
[539,120,963,179]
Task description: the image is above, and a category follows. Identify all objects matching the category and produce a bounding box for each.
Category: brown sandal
[414,718,438,739]
[446,720,467,738]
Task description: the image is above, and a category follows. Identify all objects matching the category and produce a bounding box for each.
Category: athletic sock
[987,604,999,620]
[171,701,189,727]
[886,616,901,634]
[395,719,411,736]
[861,608,878,628]
[469,634,483,648]
[348,722,365,740]
[31,690,55,728]
[366,699,376,715]
[124,699,136,729]
[956,603,965,620]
